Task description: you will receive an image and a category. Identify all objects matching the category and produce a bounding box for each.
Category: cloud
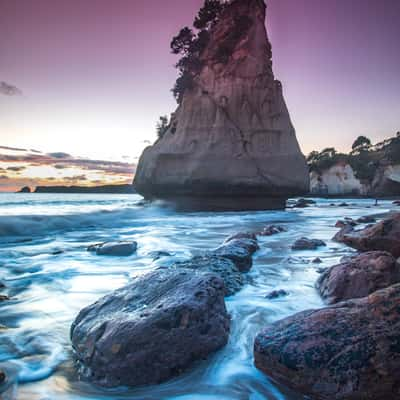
[54,164,68,169]
[7,166,26,172]
[0,175,8,180]
[47,152,72,159]
[0,82,22,96]
[64,175,87,181]
[0,145,28,152]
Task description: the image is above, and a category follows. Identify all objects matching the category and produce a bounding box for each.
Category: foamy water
[0,193,395,399]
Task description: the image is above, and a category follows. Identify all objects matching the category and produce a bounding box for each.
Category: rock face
[254,284,400,400]
[133,0,309,209]
[317,251,400,304]
[334,213,400,258]
[71,269,229,388]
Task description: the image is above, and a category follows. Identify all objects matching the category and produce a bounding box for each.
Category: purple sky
[1,0,400,166]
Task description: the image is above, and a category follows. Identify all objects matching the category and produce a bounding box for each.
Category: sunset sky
[1,0,400,191]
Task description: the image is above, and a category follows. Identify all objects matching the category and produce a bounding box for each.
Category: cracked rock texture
[134,0,309,203]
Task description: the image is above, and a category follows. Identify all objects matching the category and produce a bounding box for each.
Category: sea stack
[134,0,309,210]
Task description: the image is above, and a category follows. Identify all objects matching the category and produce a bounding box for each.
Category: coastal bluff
[133,0,309,210]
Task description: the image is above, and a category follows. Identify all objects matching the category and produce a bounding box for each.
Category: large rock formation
[133,0,309,209]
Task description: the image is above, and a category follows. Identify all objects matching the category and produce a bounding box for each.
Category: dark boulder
[291,237,326,251]
[87,241,137,256]
[173,255,244,296]
[71,269,229,388]
[333,213,400,257]
[317,251,400,304]
[254,283,400,400]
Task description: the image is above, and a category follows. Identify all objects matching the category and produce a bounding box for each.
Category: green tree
[194,0,225,30]
[352,136,371,151]
[171,27,195,56]
[156,116,169,139]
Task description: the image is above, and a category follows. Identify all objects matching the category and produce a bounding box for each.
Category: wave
[0,205,170,238]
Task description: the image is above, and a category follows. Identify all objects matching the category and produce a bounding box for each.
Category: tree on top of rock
[194,0,226,30]
[170,0,225,104]
[352,136,371,151]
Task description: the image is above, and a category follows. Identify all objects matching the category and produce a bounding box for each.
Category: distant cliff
[309,133,400,197]
[35,184,136,194]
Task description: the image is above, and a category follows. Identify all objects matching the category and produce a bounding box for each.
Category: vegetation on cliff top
[170,0,225,104]
[307,132,400,182]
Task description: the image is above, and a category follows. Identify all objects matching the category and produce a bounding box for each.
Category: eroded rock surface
[254,284,400,400]
[71,269,229,388]
[317,251,400,304]
[133,0,309,206]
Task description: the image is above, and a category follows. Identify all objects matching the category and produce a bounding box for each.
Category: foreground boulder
[71,269,229,388]
[133,0,309,210]
[317,251,400,304]
[334,213,400,257]
[292,237,326,250]
[254,284,400,400]
[87,241,137,256]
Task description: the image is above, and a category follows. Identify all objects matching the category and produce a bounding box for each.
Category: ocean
[0,193,395,399]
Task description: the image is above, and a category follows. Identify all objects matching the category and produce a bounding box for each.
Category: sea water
[0,193,395,399]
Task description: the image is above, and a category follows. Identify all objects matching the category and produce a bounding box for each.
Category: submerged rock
[254,283,400,400]
[312,257,323,264]
[148,251,172,261]
[0,295,10,302]
[317,251,400,304]
[174,255,243,296]
[335,218,357,228]
[0,369,5,384]
[265,289,288,299]
[292,198,315,208]
[133,0,309,209]
[71,269,229,388]
[259,225,287,236]
[334,213,400,257]
[87,241,137,256]
[291,237,326,251]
